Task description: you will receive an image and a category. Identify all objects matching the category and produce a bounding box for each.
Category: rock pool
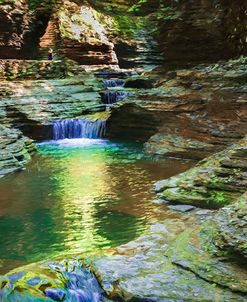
[0,138,192,274]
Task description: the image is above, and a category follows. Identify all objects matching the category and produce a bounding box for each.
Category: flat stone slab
[168,204,196,212]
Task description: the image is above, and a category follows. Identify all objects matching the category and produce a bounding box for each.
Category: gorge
[0,0,247,301]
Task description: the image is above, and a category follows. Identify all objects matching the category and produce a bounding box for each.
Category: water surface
[0,139,193,274]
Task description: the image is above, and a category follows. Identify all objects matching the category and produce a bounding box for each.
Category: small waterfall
[100,91,132,104]
[53,118,106,140]
[96,71,131,78]
[103,79,125,88]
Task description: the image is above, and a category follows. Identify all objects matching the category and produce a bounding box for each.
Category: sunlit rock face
[1,0,246,65]
[158,0,247,63]
[0,0,163,67]
[56,1,118,65]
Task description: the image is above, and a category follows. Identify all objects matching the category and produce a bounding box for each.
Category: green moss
[28,0,55,12]
[128,0,148,13]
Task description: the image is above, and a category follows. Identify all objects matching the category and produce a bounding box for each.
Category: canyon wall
[157,0,247,63]
[1,0,246,66]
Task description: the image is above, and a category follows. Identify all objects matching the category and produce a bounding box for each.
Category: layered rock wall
[0,59,68,80]
[158,0,247,62]
[0,0,52,59]
[0,125,35,178]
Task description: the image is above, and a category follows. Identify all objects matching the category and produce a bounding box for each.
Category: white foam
[38,138,110,148]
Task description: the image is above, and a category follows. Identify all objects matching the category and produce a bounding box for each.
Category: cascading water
[100,91,132,104]
[53,118,106,140]
[103,79,125,88]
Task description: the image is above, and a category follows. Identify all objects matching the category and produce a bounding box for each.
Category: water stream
[53,118,106,140]
[0,138,193,274]
[101,78,132,105]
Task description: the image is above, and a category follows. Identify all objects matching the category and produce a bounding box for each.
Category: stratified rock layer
[214,194,247,259]
[158,0,247,62]
[0,73,105,139]
[107,58,247,160]
[56,1,118,66]
[154,135,247,208]
[0,125,35,178]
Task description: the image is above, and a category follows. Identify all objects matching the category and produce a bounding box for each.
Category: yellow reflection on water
[0,139,194,274]
[50,149,115,253]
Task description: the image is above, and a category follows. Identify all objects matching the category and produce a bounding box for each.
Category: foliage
[113,14,144,39]
[128,0,148,13]
[27,0,55,12]
[210,191,229,205]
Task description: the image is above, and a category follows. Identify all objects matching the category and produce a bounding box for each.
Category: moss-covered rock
[213,195,247,259]
[0,258,107,302]
[0,125,35,178]
[154,136,247,208]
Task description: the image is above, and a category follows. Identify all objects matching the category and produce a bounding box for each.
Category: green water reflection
[0,139,193,274]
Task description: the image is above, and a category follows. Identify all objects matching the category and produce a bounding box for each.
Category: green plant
[28,0,55,12]
[128,0,148,13]
[210,191,229,205]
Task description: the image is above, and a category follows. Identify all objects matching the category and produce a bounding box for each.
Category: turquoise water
[0,139,193,274]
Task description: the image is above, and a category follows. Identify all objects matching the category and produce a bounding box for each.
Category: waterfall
[53,118,106,140]
[100,91,132,104]
[103,79,125,88]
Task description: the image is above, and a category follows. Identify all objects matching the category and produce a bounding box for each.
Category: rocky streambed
[0,57,247,301]
[1,202,246,301]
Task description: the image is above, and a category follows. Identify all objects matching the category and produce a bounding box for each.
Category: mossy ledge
[154,136,247,209]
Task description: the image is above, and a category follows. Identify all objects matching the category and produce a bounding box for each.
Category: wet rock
[190,83,203,90]
[154,136,247,208]
[57,2,118,66]
[165,226,247,294]
[0,259,106,302]
[88,219,247,301]
[0,125,35,178]
[167,204,196,212]
[152,198,168,205]
[145,134,215,160]
[0,59,77,80]
[0,0,41,59]
[213,195,247,259]
[196,210,213,215]
[153,179,169,193]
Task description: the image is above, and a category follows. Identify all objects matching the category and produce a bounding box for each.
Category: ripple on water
[0,138,194,274]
